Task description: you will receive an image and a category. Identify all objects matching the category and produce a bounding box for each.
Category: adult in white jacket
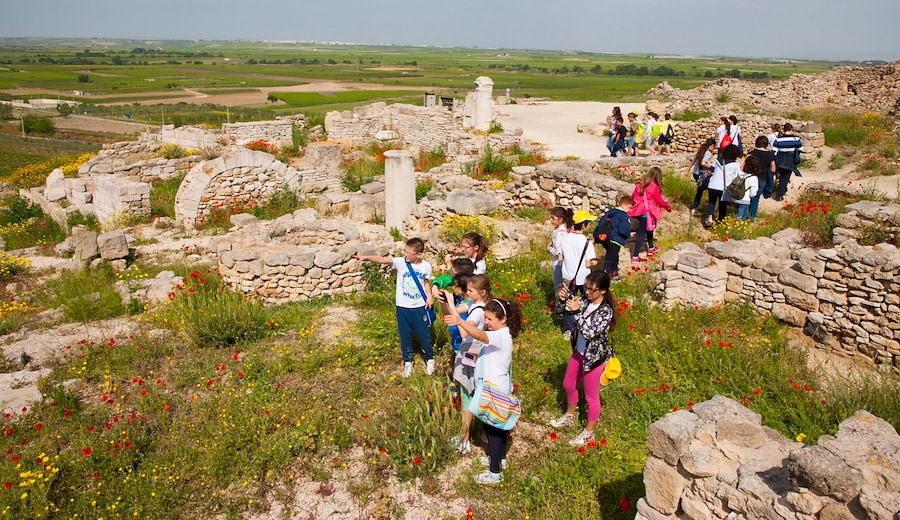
[727,155,761,221]
[705,144,743,226]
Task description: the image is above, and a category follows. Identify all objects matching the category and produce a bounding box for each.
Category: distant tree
[267,93,278,103]
[77,74,90,83]
[725,69,742,78]
[111,56,124,65]
[0,104,12,120]
[23,115,55,136]
[57,104,74,117]
[572,65,584,73]
[590,64,602,74]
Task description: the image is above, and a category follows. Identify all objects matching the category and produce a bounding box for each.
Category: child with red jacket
[628,167,672,262]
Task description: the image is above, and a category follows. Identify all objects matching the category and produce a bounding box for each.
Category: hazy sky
[2,0,897,62]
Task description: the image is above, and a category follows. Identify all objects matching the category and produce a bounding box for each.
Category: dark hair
[692,138,717,168]
[461,232,488,262]
[452,272,473,292]
[664,113,671,120]
[721,116,731,135]
[616,116,624,123]
[613,106,621,118]
[618,194,634,206]
[728,115,739,125]
[742,155,761,176]
[721,144,743,163]
[585,271,617,332]
[550,206,574,229]
[782,123,793,132]
[754,135,769,148]
[465,274,494,301]
[406,237,425,253]
[484,298,523,338]
[451,257,476,275]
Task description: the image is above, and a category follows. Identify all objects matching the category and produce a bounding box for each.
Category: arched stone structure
[174,148,301,226]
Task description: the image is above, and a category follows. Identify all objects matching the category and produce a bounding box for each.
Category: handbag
[469,380,521,430]
[600,355,622,386]
[405,261,436,326]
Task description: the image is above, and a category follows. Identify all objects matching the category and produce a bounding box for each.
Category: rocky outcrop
[636,396,900,520]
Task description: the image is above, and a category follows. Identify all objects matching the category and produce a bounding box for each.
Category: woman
[687,138,716,216]
[550,271,617,447]
[748,135,777,220]
[705,144,743,226]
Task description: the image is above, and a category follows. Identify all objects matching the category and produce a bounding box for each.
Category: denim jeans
[735,203,750,221]
[397,306,434,362]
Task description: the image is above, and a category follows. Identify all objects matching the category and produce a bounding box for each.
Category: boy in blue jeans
[594,195,634,281]
[357,238,435,377]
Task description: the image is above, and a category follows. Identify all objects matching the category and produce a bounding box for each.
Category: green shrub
[66,210,100,231]
[23,115,55,136]
[415,147,447,172]
[465,145,513,182]
[829,152,846,170]
[168,269,269,348]
[487,120,504,134]
[714,92,732,103]
[676,108,712,122]
[157,143,191,159]
[415,178,433,203]
[341,157,383,192]
[0,195,66,250]
[35,264,126,323]
[247,186,302,220]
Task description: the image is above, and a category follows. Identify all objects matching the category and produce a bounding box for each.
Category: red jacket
[628,181,671,230]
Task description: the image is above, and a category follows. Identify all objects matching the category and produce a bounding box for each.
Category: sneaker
[631,257,646,263]
[647,246,661,255]
[402,362,413,378]
[425,359,435,375]
[704,216,714,227]
[569,429,594,447]
[474,470,503,485]
[549,413,575,428]
[691,209,702,216]
[457,440,471,454]
[562,330,572,341]
[479,456,509,470]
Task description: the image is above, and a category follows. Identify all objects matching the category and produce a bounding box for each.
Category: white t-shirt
[391,257,432,308]
[558,232,596,285]
[461,303,486,353]
[481,328,513,393]
[470,257,487,275]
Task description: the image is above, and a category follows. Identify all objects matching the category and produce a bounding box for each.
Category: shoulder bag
[406,261,436,326]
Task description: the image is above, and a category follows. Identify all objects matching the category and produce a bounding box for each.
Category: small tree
[23,115,55,136]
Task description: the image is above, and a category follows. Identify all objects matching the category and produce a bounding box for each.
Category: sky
[1,0,898,62]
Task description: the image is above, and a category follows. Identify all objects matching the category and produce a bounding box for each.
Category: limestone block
[445,189,500,216]
[783,286,819,312]
[97,231,129,260]
[646,410,699,466]
[72,231,100,263]
[642,456,685,515]
[635,497,676,520]
[264,252,291,267]
[787,446,864,502]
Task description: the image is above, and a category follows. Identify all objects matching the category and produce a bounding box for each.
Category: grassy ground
[0,185,898,518]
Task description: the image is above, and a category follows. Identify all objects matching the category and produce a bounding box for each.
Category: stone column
[384,150,415,232]
[473,76,494,131]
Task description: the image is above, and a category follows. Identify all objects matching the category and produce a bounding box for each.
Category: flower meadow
[1,241,898,520]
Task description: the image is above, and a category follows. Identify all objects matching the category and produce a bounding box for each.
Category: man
[771,123,803,201]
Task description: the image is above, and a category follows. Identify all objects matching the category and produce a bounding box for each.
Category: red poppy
[3,483,10,489]
[619,497,631,512]
[412,457,421,465]
[34,424,41,431]
[578,446,586,454]
[107,337,115,347]
[82,448,92,457]
[3,429,10,436]
[599,438,608,447]
[549,432,558,440]
[10,456,18,463]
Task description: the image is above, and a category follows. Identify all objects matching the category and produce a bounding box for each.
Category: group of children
[606,106,676,157]
[354,175,671,484]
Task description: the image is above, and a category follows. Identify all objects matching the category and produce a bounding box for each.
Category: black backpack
[665,123,675,139]
[594,216,613,244]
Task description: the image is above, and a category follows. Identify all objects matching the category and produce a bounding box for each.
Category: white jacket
[729,173,759,205]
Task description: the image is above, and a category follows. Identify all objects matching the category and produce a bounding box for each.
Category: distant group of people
[687,116,804,224]
[606,106,676,157]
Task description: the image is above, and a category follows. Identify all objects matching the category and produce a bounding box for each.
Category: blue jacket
[594,207,631,247]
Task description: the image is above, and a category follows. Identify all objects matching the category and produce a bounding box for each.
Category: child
[551,271,617,446]
[657,113,674,155]
[461,232,488,275]
[730,155,761,221]
[431,258,476,353]
[687,138,716,216]
[446,274,494,455]
[547,206,574,292]
[357,238,435,378]
[558,210,599,340]
[594,195,634,281]
[444,297,523,484]
[628,167,671,262]
[607,116,627,157]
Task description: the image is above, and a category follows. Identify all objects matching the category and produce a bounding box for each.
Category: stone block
[97,230,129,260]
[646,410,699,466]
[642,456,685,515]
[787,446,864,502]
[72,231,100,263]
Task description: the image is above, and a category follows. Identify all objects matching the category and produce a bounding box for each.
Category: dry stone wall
[652,197,900,372]
[636,395,900,520]
[324,102,521,156]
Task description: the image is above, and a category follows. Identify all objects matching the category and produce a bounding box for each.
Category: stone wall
[324,101,521,156]
[174,148,301,227]
[221,119,295,147]
[651,198,900,372]
[92,174,151,226]
[636,395,900,520]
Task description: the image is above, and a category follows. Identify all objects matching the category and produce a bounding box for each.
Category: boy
[594,195,634,281]
[607,117,627,157]
[357,238,435,377]
[558,210,599,339]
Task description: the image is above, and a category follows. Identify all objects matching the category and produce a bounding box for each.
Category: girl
[706,144,743,226]
[605,106,622,152]
[728,115,743,152]
[626,111,640,157]
[715,116,736,160]
[447,274,493,456]
[628,167,672,262]
[749,135,777,220]
[461,232,488,275]
[730,155,761,221]
[551,270,617,446]
[547,206,574,292]
[444,297,523,484]
[558,210,598,339]
[687,138,716,216]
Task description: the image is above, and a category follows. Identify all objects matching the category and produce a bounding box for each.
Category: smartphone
[461,352,477,367]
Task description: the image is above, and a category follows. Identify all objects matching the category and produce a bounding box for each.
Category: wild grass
[0,195,66,251]
[150,174,185,220]
[33,264,127,323]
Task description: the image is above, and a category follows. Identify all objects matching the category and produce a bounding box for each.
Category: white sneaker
[457,440,471,454]
[402,362,413,378]
[479,455,508,470]
[549,413,575,428]
[474,470,503,485]
[425,359,435,375]
[569,429,594,447]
